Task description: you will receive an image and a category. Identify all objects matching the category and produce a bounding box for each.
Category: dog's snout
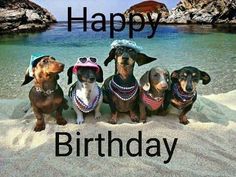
[161,82,168,89]
[159,81,168,89]
[122,52,129,60]
[186,85,193,92]
[89,77,96,82]
[59,63,65,68]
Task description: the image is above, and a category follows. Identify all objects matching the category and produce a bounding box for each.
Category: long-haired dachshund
[22,55,68,131]
[67,57,103,124]
[139,67,171,123]
[102,40,157,124]
[170,66,211,124]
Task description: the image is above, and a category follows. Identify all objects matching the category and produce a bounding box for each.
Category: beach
[0,90,236,177]
[0,23,236,176]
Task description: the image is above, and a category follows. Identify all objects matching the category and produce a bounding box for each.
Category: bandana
[172,83,196,103]
[72,86,101,113]
[142,92,164,110]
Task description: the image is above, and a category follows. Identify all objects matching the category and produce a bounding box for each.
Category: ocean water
[0,23,236,98]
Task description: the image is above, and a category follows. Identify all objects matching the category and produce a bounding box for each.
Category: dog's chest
[112,94,138,112]
[34,94,64,112]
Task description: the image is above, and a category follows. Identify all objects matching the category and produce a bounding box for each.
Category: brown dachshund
[139,67,171,123]
[22,55,68,131]
[102,40,156,124]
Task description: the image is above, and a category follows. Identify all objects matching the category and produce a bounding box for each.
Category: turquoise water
[0,23,236,98]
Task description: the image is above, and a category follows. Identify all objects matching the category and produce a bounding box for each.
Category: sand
[0,91,236,177]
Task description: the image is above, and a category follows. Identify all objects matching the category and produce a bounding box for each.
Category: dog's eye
[128,49,135,53]
[116,47,124,55]
[43,59,48,63]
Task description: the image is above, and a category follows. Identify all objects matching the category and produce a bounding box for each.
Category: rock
[124,1,169,23]
[0,0,56,34]
[164,0,236,24]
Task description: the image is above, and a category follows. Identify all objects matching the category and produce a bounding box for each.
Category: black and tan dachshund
[169,66,211,125]
[102,40,156,124]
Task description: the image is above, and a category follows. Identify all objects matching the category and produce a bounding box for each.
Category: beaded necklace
[109,78,138,101]
[73,86,101,113]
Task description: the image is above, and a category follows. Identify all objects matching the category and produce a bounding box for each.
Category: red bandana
[142,92,164,110]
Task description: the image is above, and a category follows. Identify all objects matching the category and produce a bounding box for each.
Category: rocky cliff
[124,1,169,22]
[0,0,56,34]
[165,0,236,24]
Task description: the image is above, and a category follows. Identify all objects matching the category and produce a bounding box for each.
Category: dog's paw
[57,118,67,126]
[95,112,101,120]
[130,112,139,123]
[179,116,189,125]
[34,124,45,132]
[108,118,117,124]
[140,118,147,124]
[77,117,84,124]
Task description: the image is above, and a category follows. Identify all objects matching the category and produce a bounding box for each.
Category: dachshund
[139,67,171,123]
[22,55,68,132]
[170,66,211,125]
[102,40,157,124]
[67,57,103,124]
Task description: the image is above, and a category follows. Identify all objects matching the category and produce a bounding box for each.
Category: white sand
[0,91,236,177]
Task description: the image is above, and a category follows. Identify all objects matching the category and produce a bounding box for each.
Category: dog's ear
[104,48,116,66]
[21,68,34,86]
[96,65,104,83]
[200,71,211,85]
[134,53,157,66]
[171,70,179,81]
[140,70,150,91]
[67,66,74,85]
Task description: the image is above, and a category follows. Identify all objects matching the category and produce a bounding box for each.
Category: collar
[35,84,58,95]
[173,83,196,103]
[142,91,164,110]
[109,77,138,101]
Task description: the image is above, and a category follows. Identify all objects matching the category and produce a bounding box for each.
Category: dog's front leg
[32,106,45,132]
[56,106,67,126]
[139,102,147,123]
[73,104,84,124]
[179,104,193,125]
[130,102,139,123]
[107,101,118,124]
[94,95,103,120]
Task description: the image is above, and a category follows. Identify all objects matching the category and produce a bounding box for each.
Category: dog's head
[171,66,211,93]
[140,67,171,92]
[104,40,156,76]
[22,55,64,86]
[67,57,103,85]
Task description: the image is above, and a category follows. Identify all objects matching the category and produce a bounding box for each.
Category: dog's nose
[59,63,65,68]
[122,56,129,60]
[160,81,168,89]
[186,85,193,92]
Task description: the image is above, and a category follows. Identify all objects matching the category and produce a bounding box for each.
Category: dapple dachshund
[139,67,171,123]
